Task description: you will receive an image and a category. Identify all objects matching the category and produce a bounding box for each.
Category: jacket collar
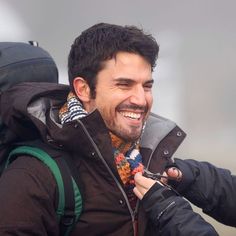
[56,110,186,162]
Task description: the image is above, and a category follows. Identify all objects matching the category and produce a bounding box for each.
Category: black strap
[58,151,82,194]
[55,157,76,236]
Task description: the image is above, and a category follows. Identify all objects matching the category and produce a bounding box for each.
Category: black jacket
[140,182,218,236]
[175,158,236,227]
[0,82,216,235]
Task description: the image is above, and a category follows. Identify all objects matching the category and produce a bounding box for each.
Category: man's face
[88,52,153,142]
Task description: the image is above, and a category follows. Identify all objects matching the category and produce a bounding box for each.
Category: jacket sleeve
[0,155,59,236]
[141,182,218,236]
[174,158,236,227]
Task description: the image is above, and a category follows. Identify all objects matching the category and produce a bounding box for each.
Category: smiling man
[0,23,194,236]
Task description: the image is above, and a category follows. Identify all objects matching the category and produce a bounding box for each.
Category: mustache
[117,104,148,112]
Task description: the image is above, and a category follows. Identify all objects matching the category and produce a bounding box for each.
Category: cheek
[95,96,113,114]
[96,97,121,120]
[146,93,153,107]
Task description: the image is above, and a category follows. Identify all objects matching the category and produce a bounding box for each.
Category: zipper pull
[143,168,168,180]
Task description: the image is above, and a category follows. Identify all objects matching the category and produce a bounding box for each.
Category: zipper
[146,148,155,170]
[77,119,137,234]
[133,148,155,236]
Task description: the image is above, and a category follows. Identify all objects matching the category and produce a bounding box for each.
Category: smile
[120,111,142,120]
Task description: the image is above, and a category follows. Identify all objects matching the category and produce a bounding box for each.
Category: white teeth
[120,112,141,119]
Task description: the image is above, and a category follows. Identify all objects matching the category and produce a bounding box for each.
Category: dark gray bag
[0,41,58,91]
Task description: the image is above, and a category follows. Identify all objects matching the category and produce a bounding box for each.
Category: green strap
[72,178,82,221]
[8,146,65,219]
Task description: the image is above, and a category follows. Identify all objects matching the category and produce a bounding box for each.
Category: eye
[116,81,132,89]
[117,82,129,86]
[143,82,153,91]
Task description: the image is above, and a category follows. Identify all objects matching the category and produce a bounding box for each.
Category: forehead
[99,52,152,80]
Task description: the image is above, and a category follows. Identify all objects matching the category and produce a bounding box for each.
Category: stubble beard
[106,119,145,142]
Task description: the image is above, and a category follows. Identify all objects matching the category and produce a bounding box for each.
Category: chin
[109,123,143,142]
[121,132,141,142]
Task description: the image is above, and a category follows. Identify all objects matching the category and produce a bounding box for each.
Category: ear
[73,77,91,102]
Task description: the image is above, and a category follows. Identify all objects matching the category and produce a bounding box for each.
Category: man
[0,23,214,235]
[133,159,236,235]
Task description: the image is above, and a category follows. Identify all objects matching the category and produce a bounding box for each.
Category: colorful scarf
[110,133,144,210]
[59,92,144,210]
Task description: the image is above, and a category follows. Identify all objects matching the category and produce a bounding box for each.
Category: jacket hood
[0,82,69,144]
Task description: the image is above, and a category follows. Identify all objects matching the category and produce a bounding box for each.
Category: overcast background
[1,0,236,234]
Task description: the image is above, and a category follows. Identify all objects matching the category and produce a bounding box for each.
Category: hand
[133,173,163,200]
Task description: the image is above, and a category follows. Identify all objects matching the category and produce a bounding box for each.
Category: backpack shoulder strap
[7,146,82,236]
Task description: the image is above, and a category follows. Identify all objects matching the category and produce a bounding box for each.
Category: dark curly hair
[68,23,159,98]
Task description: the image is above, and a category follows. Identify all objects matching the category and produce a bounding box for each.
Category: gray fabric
[141,113,176,150]
[27,97,62,128]
[27,98,48,125]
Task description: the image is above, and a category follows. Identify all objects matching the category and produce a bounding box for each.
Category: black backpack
[0,42,82,235]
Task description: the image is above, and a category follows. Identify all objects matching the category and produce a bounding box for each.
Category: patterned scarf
[59,92,144,210]
[110,133,144,210]
[59,92,87,123]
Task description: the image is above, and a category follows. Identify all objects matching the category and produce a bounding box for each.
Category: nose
[129,86,147,107]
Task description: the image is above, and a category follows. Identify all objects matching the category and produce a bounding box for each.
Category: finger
[161,172,168,184]
[134,173,156,189]
[134,182,150,197]
[167,167,182,181]
[134,173,158,198]
[133,187,144,200]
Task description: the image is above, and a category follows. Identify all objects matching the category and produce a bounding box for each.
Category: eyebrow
[145,79,154,84]
[114,78,154,84]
